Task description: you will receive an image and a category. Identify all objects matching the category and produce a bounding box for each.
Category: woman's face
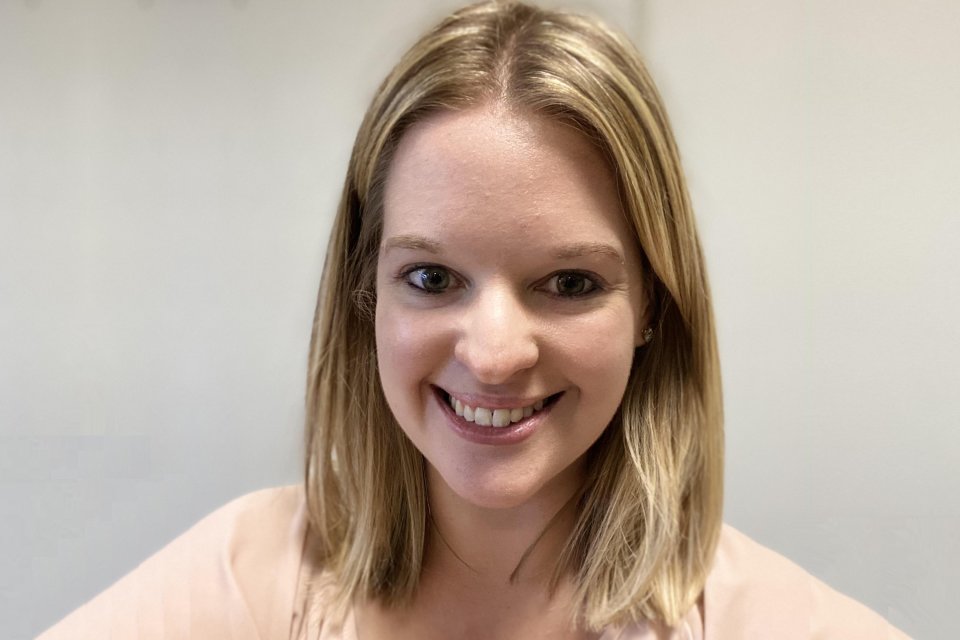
[375,104,648,511]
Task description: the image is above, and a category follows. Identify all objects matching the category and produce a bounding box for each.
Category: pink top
[37,486,909,639]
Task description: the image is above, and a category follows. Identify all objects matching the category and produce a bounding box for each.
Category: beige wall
[639,2,958,635]
[2,1,955,637]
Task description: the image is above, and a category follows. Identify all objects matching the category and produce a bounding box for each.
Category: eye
[403,265,454,293]
[545,271,601,297]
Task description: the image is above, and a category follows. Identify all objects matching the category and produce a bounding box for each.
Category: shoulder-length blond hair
[304,0,723,630]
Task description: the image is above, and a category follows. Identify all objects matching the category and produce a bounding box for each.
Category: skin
[363,102,649,639]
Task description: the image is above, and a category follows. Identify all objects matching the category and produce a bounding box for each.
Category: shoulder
[38,485,309,640]
[187,484,306,556]
[703,524,910,639]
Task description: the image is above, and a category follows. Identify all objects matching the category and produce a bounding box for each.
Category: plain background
[1,1,957,638]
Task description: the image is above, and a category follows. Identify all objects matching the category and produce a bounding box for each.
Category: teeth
[446,393,551,427]
[492,409,511,427]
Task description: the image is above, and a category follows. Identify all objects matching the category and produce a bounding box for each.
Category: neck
[422,461,585,588]
[353,462,598,640]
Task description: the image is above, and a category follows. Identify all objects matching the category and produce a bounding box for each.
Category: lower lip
[433,388,556,446]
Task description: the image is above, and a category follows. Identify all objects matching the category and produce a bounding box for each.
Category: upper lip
[435,385,558,409]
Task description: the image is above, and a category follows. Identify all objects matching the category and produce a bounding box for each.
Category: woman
[39,2,907,638]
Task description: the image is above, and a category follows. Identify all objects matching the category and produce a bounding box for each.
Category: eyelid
[540,270,608,298]
[397,263,464,294]
[394,265,608,298]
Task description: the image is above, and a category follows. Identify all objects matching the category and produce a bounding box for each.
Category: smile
[436,388,563,428]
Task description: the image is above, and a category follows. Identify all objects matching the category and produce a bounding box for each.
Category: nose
[454,285,539,384]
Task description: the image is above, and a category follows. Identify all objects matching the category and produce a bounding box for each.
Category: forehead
[381,105,634,249]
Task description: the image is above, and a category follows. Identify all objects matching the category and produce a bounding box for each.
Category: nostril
[454,339,540,385]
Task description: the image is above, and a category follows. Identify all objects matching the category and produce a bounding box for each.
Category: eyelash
[544,270,604,297]
[396,265,606,299]
[399,264,460,295]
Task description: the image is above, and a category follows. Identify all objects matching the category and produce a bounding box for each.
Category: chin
[454,485,537,511]
[433,464,547,511]
[437,452,588,513]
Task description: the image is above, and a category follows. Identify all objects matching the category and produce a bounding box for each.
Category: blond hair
[304,0,723,630]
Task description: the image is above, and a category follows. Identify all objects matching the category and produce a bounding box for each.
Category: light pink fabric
[37,486,909,639]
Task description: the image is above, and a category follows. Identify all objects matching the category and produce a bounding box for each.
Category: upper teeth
[449,395,546,428]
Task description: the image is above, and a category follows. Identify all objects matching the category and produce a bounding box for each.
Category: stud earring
[641,327,654,344]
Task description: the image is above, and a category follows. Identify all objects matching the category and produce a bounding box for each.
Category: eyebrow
[381,235,624,263]
[550,241,624,263]
[381,234,442,255]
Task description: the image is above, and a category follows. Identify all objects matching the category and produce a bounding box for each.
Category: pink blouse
[37,486,909,639]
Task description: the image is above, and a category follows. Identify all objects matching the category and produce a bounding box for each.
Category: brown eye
[407,266,451,293]
[551,272,597,297]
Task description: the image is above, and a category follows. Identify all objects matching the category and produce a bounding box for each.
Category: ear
[634,269,656,347]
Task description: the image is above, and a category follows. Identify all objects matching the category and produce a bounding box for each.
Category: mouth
[432,386,564,428]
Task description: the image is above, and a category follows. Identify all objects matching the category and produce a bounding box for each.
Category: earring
[641,327,654,344]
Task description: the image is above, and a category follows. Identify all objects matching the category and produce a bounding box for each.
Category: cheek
[375,301,451,401]
[376,304,415,362]
[376,304,417,385]
[565,307,637,372]
[376,304,420,432]
[552,309,637,411]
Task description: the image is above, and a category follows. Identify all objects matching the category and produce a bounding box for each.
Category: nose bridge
[456,281,538,383]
